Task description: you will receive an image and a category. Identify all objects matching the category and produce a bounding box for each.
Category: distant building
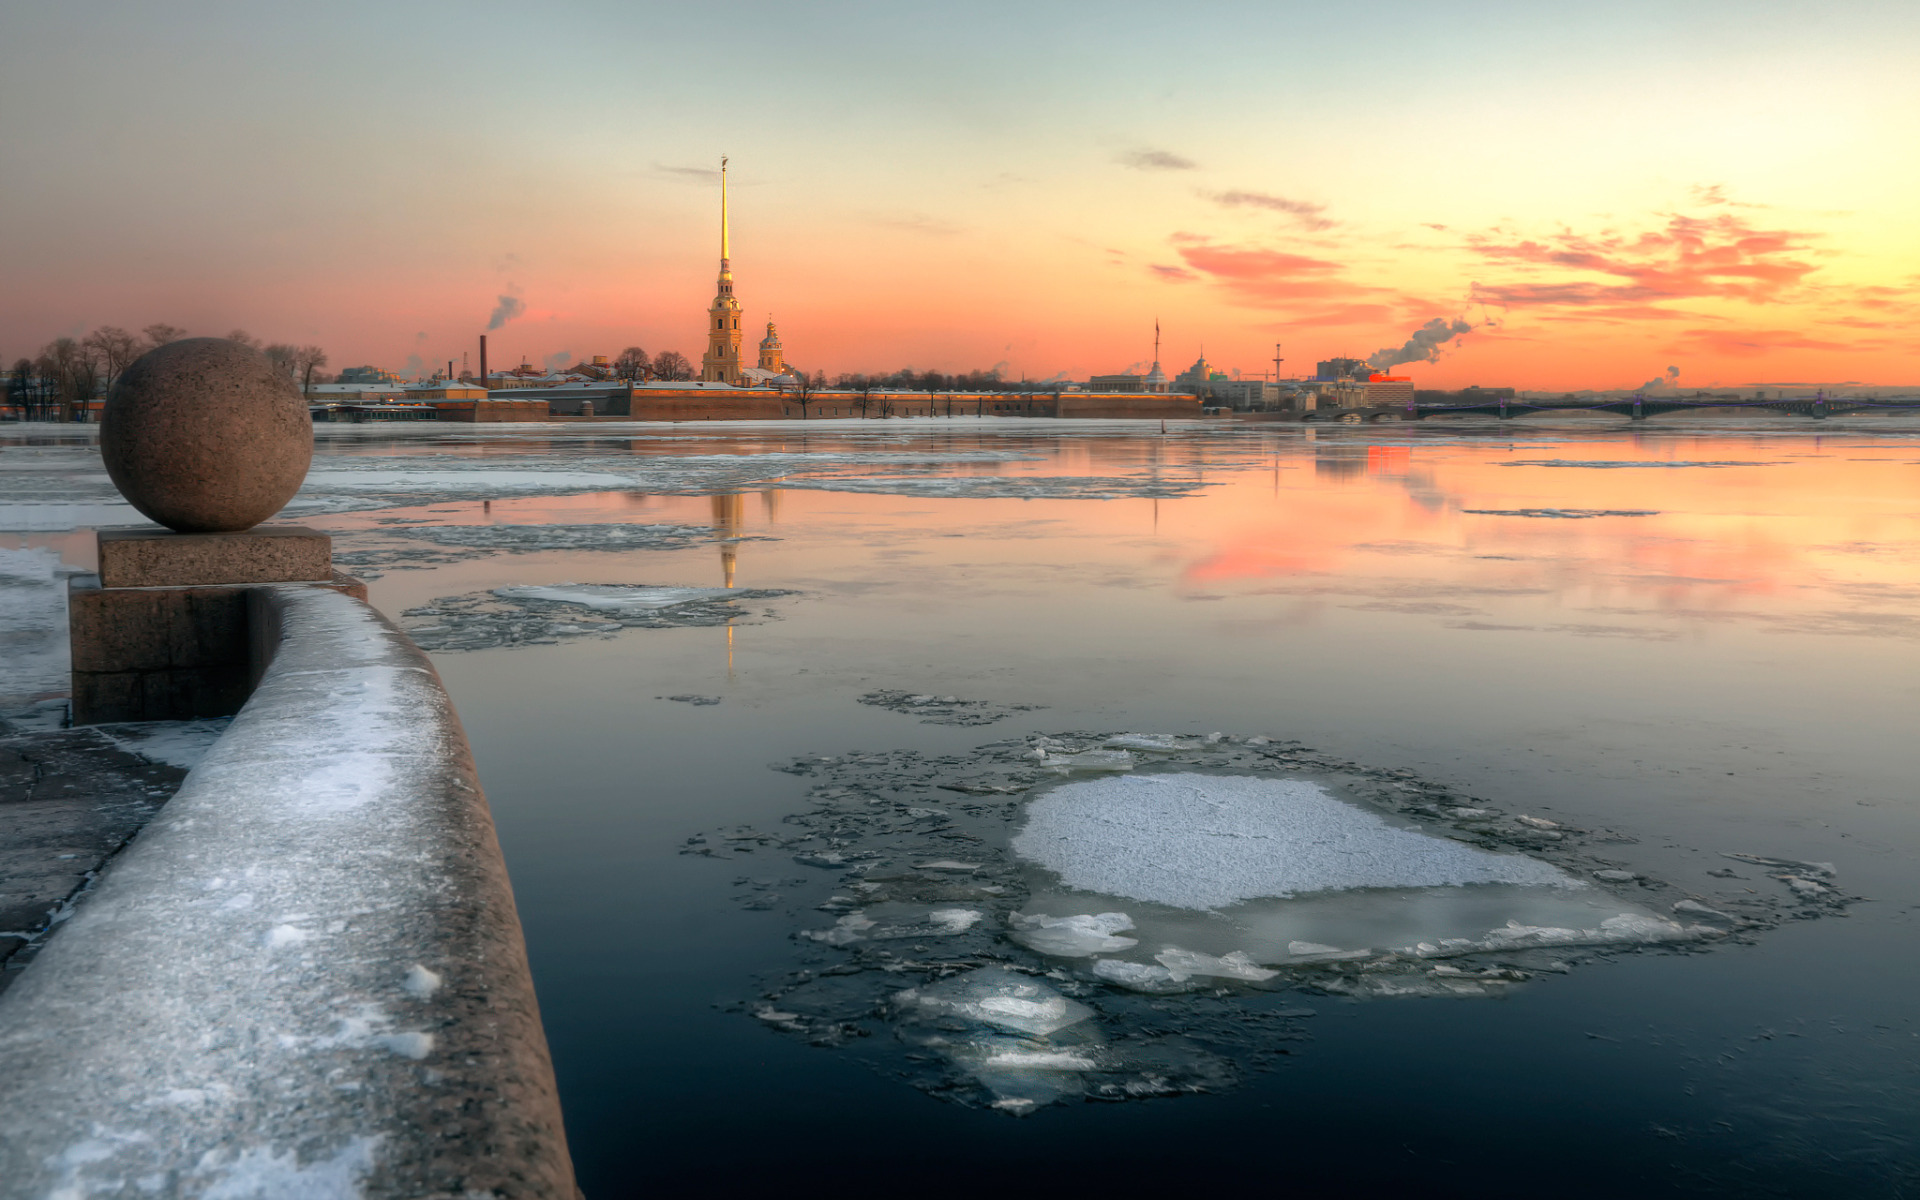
[336,365,401,387]
[1088,373,1145,393]
[1173,355,1222,391]
[1365,374,1414,407]
[1314,357,1370,382]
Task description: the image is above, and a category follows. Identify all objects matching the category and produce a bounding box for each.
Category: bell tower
[700,157,744,384]
[757,318,785,373]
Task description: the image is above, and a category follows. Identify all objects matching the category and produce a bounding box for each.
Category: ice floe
[858,690,1047,726]
[329,522,756,579]
[1011,773,1577,909]
[400,584,795,651]
[688,724,1854,1113]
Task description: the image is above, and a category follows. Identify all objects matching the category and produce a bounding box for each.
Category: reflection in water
[14,418,1909,1193]
[710,492,744,588]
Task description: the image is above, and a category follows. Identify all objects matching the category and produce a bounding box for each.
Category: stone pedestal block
[68,574,367,725]
[96,526,332,589]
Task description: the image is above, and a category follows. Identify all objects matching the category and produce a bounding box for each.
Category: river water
[3,416,1916,1197]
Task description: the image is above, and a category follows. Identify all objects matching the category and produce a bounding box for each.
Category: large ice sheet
[1012,773,1577,909]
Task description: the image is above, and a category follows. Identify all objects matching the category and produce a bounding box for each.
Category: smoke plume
[1638,365,1681,391]
[486,293,525,331]
[1367,318,1474,372]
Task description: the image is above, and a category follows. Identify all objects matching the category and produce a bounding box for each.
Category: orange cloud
[1671,328,1855,356]
[1467,212,1819,312]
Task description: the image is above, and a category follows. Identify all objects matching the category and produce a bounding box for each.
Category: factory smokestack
[1367,317,1474,372]
[480,334,488,393]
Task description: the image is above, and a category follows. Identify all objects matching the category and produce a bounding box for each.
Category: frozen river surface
[4,417,1918,1197]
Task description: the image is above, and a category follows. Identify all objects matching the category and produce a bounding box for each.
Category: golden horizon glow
[2,3,1916,391]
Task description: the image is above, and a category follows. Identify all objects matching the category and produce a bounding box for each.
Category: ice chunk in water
[1012,773,1578,910]
[1154,947,1279,983]
[800,913,875,945]
[1286,940,1373,962]
[1477,913,1694,950]
[903,967,1094,1036]
[1037,749,1135,774]
[929,908,983,933]
[1103,734,1183,753]
[981,1049,1097,1070]
[1090,959,1188,993]
[1008,912,1139,957]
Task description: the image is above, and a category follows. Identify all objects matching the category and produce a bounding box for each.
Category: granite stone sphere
[102,338,312,533]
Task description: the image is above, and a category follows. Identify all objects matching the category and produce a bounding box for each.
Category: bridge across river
[1316,393,1920,422]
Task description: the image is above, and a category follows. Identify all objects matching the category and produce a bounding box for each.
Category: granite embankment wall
[0,586,575,1198]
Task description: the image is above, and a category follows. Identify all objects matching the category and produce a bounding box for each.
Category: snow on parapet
[0,585,574,1196]
[1012,773,1578,910]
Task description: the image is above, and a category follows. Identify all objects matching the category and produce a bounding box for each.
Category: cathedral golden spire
[701,155,744,383]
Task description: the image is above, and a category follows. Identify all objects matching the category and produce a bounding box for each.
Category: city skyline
[3,0,1916,390]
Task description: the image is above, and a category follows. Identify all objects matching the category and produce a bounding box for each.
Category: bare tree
[853,376,876,418]
[38,337,99,417]
[614,346,649,381]
[652,350,693,381]
[294,345,328,398]
[83,326,141,390]
[226,329,262,349]
[8,359,33,420]
[142,323,188,348]
[264,343,299,377]
[790,372,820,419]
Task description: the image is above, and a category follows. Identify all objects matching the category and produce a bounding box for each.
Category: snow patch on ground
[1012,773,1578,909]
[96,719,230,771]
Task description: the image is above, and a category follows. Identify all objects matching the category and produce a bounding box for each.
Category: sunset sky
[3,0,1916,390]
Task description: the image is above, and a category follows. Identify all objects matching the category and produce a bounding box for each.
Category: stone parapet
[96,524,333,588]
[0,585,577,1197]
[68,571,366,724]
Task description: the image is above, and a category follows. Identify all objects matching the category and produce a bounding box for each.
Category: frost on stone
[401,584,795,652]
[1011,773,1577,909]
[1008,912,1139,957]
[858,690,1046,726]
[693,727,1852,1114]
